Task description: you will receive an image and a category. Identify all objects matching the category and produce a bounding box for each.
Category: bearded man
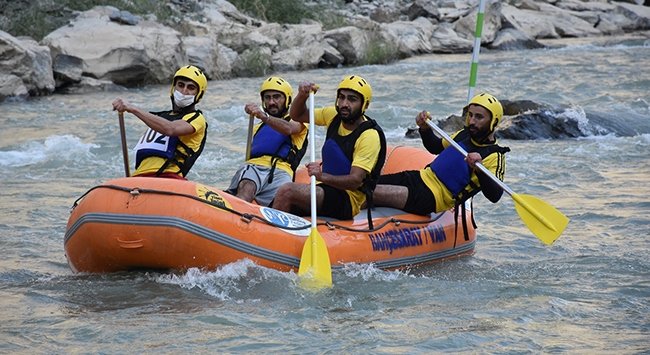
[372,92,510,216]
[271,75,386,220]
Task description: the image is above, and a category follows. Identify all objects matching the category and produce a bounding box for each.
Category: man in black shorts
[272,75,386,220]
[373,93,510,215]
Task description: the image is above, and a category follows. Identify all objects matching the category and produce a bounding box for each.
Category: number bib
[134,128,179,168]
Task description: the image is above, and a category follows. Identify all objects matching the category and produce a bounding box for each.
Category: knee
[274,183,295,201]
[275,183,290,195]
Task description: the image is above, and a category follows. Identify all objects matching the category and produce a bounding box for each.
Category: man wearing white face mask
[112,65,208,179]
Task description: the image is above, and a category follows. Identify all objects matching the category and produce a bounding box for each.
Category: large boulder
[490,28,546,50]
[324,26,370,65]
[615,2,650,30]
[272,42,325,71]
[0,74,29,99]
[182,35,238,80]
[536,3,602,37]
[0,31,54,99]
[430,22,473,53]
[380,17,435,56]
[501,3,561,39]
[42,6,186,87]
[453,1,502,43]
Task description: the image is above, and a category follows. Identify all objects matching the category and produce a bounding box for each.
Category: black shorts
[318,184,354,220]
[378,171,436,215]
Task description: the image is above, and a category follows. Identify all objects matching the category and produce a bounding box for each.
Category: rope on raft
[71,184,446,233]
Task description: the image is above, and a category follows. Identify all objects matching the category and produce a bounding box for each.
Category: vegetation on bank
[0,0,345,41]
[0,0,400,71]
[229,0,400,67]
[0,0,172,41]
[362,35,401,65]
[230,0,348,29]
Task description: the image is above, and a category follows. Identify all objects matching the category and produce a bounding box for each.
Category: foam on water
[155,259,302,302]
[0,135,98,167]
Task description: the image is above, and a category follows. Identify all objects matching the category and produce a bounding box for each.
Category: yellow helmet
[170,65,208,104]
[260,76,293,109]
[465,92,503,132]
[337,75,372,113]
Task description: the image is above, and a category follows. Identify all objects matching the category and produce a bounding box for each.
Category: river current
[1,37,649,352]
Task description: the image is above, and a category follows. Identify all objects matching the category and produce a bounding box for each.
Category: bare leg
[272,182,324,214]
[372,184,409,210]
[236,179,257,202]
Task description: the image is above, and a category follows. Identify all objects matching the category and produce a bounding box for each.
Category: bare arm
[289,82,319,123]
[306,162,367,191]
[112,98,195,136]
[245,103,305,136]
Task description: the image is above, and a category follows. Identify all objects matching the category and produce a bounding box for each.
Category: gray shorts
[227,164,292,206]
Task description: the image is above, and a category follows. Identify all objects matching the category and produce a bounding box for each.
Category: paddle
[245,114,254,161]
[298,91,332,288]
[425,119,569,245]
[118,111,130,177]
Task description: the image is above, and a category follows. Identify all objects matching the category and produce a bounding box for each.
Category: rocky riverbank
[1,0,649,101]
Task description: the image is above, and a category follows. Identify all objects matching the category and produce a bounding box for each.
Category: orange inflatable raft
[64,146,476,273]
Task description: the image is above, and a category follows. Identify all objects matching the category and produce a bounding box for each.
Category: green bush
[0,0,172,40]
[235,48,272,77]
[229,0,317,24]
[318,10,350,30]
[228,0,349,29]
[360,35,401,65]
[0,0,351,41]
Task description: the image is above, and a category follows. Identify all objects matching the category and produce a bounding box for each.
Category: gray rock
[0,74,29,99]
[42,6,185,87]
[109,10,141,26]
[52,54,83,86]
[0,30,54,98]
[324,26,369,64]
[490,28,546,50]
[404,0,440,21]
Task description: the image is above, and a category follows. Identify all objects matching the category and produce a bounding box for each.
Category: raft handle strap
[240,214,253,224]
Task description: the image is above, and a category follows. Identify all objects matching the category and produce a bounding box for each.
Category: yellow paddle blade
[512,193,569,245]
[298,228,332,289]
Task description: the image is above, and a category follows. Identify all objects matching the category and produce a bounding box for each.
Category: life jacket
[430,128,510,242]
[133,110,207,177]
[322,115,387,228]
[249,116,308,182]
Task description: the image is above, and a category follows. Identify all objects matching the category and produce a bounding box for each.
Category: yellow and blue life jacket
[322,115,386,228]
[134,110,206,177]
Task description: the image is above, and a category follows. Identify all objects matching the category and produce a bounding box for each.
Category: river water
[1,36,649,352]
